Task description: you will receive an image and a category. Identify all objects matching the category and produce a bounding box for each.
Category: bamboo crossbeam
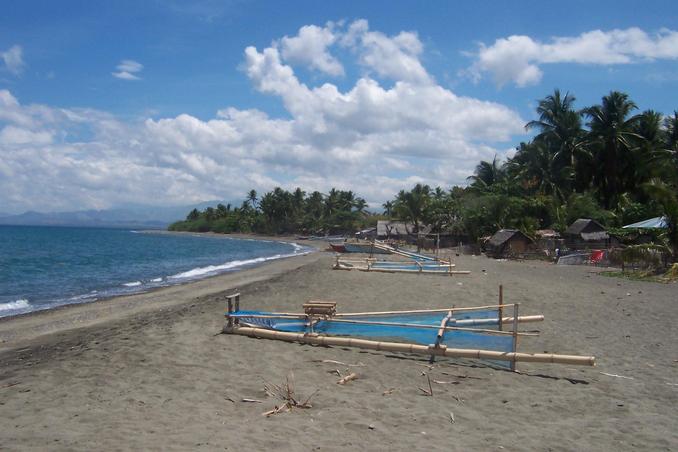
[225,313,544,328]
[335,303,517,316]
[224,326,596,367]
[227,313,308,319]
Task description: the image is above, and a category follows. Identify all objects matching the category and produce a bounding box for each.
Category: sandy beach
[1,246,677,451]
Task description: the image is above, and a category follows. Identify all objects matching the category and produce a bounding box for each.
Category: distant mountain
[0,201,235,229]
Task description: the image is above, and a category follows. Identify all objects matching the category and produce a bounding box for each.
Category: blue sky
[1,0,677,213]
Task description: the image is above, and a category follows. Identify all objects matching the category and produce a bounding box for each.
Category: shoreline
[0,248,323,352]
[0,230,324,324]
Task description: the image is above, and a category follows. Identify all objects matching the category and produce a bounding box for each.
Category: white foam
[150,278,163,283]
[123,281,142,287]
[169,247,311,281]
[0,299,30,312]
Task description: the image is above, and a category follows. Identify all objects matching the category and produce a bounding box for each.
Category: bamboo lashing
[225,326,596,367]
[430,309,453,363]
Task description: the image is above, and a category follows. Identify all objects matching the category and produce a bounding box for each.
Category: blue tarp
[622,216,668,229]
[232,308,513,368]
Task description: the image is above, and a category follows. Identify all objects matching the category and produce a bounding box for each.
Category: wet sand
[1,248,677,451]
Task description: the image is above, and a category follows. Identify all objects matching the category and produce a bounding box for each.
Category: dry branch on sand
[262,372,318,417]
[337,372,358,385]
[312,359,366,367]
[418,374,434,396]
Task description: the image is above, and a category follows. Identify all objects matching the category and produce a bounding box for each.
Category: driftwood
[600,372,634,380]
[440,372,484,380]
[433,380,461,385]
[312,359,365,367]
[337,373,358,385]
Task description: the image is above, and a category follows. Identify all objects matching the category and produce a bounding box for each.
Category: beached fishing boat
[329,242,346,252]
[222,293,595,371]
[334,257,470,275]
[372,240,441,261]
[342,242,391,254]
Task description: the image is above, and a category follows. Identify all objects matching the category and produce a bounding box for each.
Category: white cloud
[1,45,25,76]
[469,27,678,87]
[0,20,526,213]
[341,19,432,84]
[0,125,53,145]
[279,23,344,76]
[112,59,143,80]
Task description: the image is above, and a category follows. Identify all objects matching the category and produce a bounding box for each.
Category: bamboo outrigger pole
[224,325,596,367]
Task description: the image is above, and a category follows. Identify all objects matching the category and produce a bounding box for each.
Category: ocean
[0,225,312,318]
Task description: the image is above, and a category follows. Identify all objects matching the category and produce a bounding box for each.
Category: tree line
[169,188,372,235]
[170,89,678,258]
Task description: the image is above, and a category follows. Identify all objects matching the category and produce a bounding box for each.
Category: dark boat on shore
[329,242,346,252]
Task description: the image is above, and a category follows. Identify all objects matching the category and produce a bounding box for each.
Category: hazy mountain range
[0,201,231,229]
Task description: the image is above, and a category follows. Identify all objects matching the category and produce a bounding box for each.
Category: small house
[485,229,535,258]
[377,220,415,238]
[564,219,616,249]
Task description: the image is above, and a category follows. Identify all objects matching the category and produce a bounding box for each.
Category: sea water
[0,225,312,318]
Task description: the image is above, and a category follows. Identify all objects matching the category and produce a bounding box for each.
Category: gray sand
[1,249,677,451]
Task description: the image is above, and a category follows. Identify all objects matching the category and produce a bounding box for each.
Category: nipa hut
[377,220,416,238]
[564,218,617,249]
[485,229,535,258]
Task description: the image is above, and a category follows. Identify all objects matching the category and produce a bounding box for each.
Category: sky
[1,0,678,214]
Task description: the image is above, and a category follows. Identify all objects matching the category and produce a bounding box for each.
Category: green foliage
[563,192,615,227]
[619,243,671,269]
[171,187,372,236]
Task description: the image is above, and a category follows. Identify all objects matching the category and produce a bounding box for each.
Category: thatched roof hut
[564,219,614,248]
[485,229,535,258]
[377,221,432,238]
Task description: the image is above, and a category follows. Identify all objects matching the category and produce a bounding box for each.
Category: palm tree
[631,110,664,188]
[525,89,584,193]
[353,197,368,213]
[467,155,505,190]
[662,111,678,184]
[393,183,431,232]
[186,208,200,221]
[643,179,678,261]
[583,91,641,209]
[382,200,394,216]
[508,141,564,200]
[324,188,340,217]
[247,189,258,210]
